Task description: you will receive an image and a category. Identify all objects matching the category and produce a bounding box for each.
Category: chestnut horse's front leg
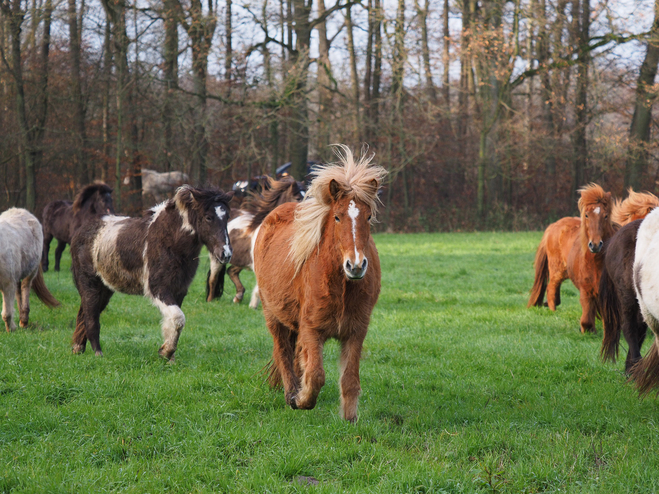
[265,312,299,405]
[339,335,365,422]
[579,291,597,334]
[294,329,325,410]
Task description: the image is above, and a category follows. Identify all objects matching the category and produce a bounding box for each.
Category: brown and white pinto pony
[1,208,59,332]
[254,146,387,422]
[206,176,304,307]
[42,183,115,272]
[70,186,233,359]
[528,184,615,333]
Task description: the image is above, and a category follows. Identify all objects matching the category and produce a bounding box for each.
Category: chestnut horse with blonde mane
[253,146,387,422]
[528,184,615,333]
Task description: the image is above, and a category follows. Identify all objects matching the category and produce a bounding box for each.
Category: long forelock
[577,183,614,252]
[289,145,387,274]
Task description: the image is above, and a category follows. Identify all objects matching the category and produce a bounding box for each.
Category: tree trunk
[101,13,112,183]
[178,0,217,185]
[289,0,311,180]
[28,0,52,209]
[68,0,89,185]
[572,0,589,205]
[346,5,360,140]
[225,0,232,80]
[316,0,332,160]
[415,0,436,104]
[391,0,405,100]
[442,0,449,109]
[625,0,659,190]
[371,0,382,129]
[163,0,178,172]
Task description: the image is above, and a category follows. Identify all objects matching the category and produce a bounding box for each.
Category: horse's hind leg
[625,312,648,374]
[265,311,299,406]
[42,232,53,272]
[227,265,245,303]
[54,240,67,272]
[545,277,563,311]
[1,284,16,332]
[18,275,34,327]
[294,327,326,411]
[339,335,365,422]
[249,285,260,310]
[154,296,186,360]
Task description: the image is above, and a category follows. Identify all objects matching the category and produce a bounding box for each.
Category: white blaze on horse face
[594,207,601,215]
[215,206,226,220]
[348,200,361,264]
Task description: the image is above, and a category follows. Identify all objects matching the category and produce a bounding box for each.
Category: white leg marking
[153,298,186,351]
[249,284,260,309]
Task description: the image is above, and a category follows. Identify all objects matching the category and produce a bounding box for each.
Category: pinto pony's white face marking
[594,207,601,215]
[215,206,226,220]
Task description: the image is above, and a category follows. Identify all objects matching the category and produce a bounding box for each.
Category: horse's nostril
[345,260,353,270]
[361,259,368,270]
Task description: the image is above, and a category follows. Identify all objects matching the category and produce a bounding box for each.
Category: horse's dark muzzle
[588,240,603,254]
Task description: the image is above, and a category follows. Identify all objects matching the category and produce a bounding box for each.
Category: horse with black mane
[70,185,233,359]
[1,208,60,332]
[254,146,386,421]
[599,189,659,374]
[42,183,115,272]
[206,176,304,307]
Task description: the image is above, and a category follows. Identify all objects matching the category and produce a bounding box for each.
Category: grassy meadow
[2,232,659,493]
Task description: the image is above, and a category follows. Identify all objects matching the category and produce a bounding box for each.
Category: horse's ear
[224,191,235,201]
[329,179,342,202]
[365,178,379,197]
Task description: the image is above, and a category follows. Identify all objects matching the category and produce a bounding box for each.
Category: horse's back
[544,216,581,263]
[0,208,43,282]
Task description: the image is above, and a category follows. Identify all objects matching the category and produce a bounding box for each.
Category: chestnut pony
[528,184,615,333]
[253,147,386,422]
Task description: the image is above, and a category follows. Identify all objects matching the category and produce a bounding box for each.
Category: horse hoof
[72,344,86,354]
[19,320,28,328]
[285,392,298,409]
[158,346,175,360]
[95,350,104,357]
[232,296,241,304]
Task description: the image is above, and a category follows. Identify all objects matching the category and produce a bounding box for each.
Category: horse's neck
[155,208,201,257]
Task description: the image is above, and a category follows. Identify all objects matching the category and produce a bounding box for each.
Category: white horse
[124,169,190,203]
[0,208,60,331]
[631,207,659,393]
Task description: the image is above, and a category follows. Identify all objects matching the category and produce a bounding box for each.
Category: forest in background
[0,0,658,231]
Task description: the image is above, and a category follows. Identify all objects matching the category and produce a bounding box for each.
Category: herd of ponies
[4,149,659,421]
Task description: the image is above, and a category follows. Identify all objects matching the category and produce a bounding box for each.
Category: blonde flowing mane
[289,145,388,273]
[611,187,659,226]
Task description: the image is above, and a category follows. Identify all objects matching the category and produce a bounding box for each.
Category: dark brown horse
[206,176,304,307]
[599,220,646,373]
[70,186,233,359]
[254,146,386,421]
[528,184,615,333]
[599,188,659,373]
[42,183,115,272]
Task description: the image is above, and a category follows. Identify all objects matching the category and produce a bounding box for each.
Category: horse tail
[599,265,621,362]
[205,264,226,302]
[630,338,659,396]
[527,236,549,308]
[31,265,60,308]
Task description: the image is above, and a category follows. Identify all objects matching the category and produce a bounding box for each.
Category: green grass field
[2,232,658,493]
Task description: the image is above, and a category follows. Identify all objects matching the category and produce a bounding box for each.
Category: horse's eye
[585,214,589,218]
[335,215,340,222]
[205,215,213,222]
[368,215,372,221]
